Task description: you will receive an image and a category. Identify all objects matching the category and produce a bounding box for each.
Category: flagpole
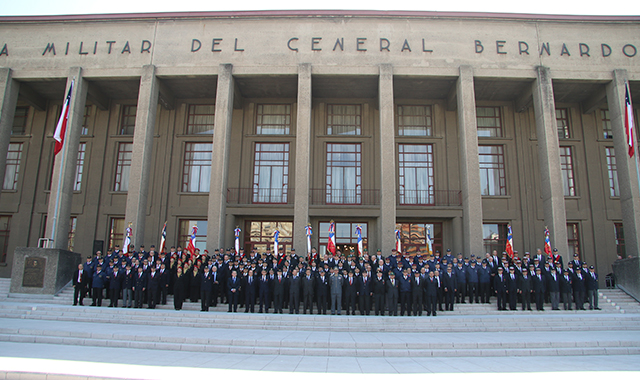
[49,78,75,247]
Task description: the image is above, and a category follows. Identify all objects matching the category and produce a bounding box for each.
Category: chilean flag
[355,225,363,257]
[234,227,241,256]
[53,80,74,156]
[305,225,313,260]
[395,229,402,253]
[426,227,433,256]
[186,225,198,256]
[159,221,167,253]
[327,222,336,255]
[505,224,514,259]
[625,82,635,157]
[122,224,132,255]
[273,230,280,258]
[544,227,552,257]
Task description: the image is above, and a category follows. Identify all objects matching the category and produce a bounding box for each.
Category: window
[82,105,91,136]
[397,105,432,136]
[395,222,443,256]
[398,144,434,205]
[556,108,570,139]
[559,146,576,196]
[74,142,86,192]
[256,104,291,135]
[12,106,29,135]
[68,216,77,251]
[246,220,293,256]
[114,142,133,192]
[476,106,502,137]
[483,223,508,255]
[614,223,625,257]
[327,104,361,135]
[326,143,362,204]
[3,143,23,190]
[601,110,613,139]
[478,145,506,196]
[187,104,215,134]
[319,221,367,257]
[119,105,136,135]
[179,219,208,252]
[108,217,124,250]
[605,147,619,197]
[253,143,289,203]
[0,215,10,263]
[567,223,581,260]
[182,143,212,192]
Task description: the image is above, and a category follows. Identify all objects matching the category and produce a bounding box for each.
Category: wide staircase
[1,278,640,358]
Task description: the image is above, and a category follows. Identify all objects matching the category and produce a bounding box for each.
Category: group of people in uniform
[71,244,601,316]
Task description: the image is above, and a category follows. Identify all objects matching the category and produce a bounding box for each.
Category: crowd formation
[72,245,601,316]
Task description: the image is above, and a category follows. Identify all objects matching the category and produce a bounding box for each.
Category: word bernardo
[475,40,638,57]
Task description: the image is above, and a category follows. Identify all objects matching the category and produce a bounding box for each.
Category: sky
[1,0,639,16]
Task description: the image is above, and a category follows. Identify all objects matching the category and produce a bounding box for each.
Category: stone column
[207,64,235,249]
[606,69,640,257]
[294,63,312,252]
[124,65,159,248]
[379,64,397,254]
[531,66,569,259]
[0,68,20,201]
[46,67,88,249]
[456,66,484,255]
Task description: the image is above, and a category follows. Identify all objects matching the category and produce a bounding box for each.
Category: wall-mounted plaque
[22,257,46,288]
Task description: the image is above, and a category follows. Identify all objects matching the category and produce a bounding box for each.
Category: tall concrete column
[379,64,397,254]
[207,64,235,249]
[606,69,640,257]
[456,66,484,255]
[293,63,312,252]
[531,66,569,259]
[0,68,20,202]
[124,65,159,248]
[46,67,88,249]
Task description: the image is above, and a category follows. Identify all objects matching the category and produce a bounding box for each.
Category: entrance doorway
[336,244,358,257]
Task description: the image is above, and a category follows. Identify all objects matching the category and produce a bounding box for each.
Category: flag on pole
[305,224,313,260]
[327,221,336,255]
[505,224,514,259]
[544,227,552,257]
[395,229,402,253]
[122,223,132,255]
[355,225,363,257]
[625,82,635,157]
[186,225,197,255]
[53,80,74,156]
[159,221,167,253]
[234,226,241,256]
[426,226,433,256]
[273,230,280,259]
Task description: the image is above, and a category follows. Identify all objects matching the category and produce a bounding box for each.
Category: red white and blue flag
[123,223,132,255]
[625,82,635,157]
[506,224,514,259]
[234,227,241,256]
[53,80,74,156]
[305,225,313,260]
[186,225,197,256]
[159,221,167,253]
[544,227,552,257]
[273,230,280,258]
[355,225,363,257]
[327,222,336,255]
[426,227,433,256]
[395,229,402,253]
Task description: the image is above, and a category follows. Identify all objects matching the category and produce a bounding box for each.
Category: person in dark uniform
[190,266,200,303]
[288,268,301,314]
[108,266,123,307]
[442,266,457,311]
[478,260,491,304]
[258,269,271,313]
[533,268,546,311]
[398,270,412,316]
[560,270,573,310]
[372,271,386,316]
[72,263,89,306]
[227,270,241,312]
[273,269,286,314]
[147,267,160,309]
[243,268,256,313]
[316,270,329,315]
[586,265,600,310]
[358,271,372,315]
[121,264,134,308]
[173,267,186,310]
[301,268,315,314]
[517,268,532,311]
[133,266,147,309]
[344,271,357,315]
[91,266,107,307]
[506,267,518,310]
[573,266,586,310]
[386,271,399,316]
[411,271,423,316]
[547,266,561,310]
[158,263,170,305]
[494,267,507,311]
[329,267,344,315]
[210,265,220,307]
[424,271,438,316]
[200,266,213,311]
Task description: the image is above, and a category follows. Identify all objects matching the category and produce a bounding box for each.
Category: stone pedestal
[10,247,80,296]
[612,257,640,302]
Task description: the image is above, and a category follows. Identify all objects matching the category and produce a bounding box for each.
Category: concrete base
[612,257,640,302]
[9,247,80,295]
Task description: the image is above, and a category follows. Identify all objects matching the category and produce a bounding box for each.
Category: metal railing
[397,189,462,206]
[309,188,380,206]
[227,188,293,205]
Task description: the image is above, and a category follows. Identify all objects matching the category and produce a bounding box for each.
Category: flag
[355,225,363,257]
[395,229,402,253]
[122,223,132,255]
[53,80,74,156]
[544,227,552,257]
[305,225,313,260]
[159,221,167,253]
[234,227,241,256]
[426,227,433,256]
[506,224,514,259]
[327,221,336,255]
[625,82,635,157]
[186,225,197,255]
[273,230,280,259]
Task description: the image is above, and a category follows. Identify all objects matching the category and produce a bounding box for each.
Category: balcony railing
[227,187,293,205]
[397,189,462,206]
[310,188,380,206]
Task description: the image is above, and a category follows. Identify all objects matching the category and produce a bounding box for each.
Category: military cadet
[494,267,507,311]
[108,265,123,307]
[442,265,457,311]
[316,269,329,315]
[344,271,358,315]
[573,265,586,310]
[533,268,546,311]
[330,267,344,315]
[586,265,600,310]
[518,268,532,311]
[506,267,518,310]
[478,260,491,304]
[173,267,186,310]
[560,270,573,310]
[425,271,438,316]
[121,264,134,308]
[133,266,147,309]
[147,266,160,309]
[200,266,213,312]
[411,271,423,316]
[398,269,412,316]
[466,260,479,303]
[158,263,169,305]
[91,265,107,307]
[301,268,315,314]
[227,270,241,312]
[288,268,301,314]
[547,266,561,310]
[454,261,467,304]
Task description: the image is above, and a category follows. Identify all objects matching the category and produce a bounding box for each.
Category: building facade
[0,10,639,280]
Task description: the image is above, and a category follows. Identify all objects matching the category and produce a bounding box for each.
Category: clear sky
[1,0,639,16]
